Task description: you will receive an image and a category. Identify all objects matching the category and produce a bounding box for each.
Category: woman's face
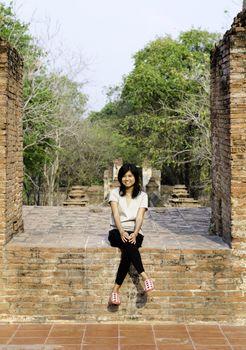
[121,170,136,188]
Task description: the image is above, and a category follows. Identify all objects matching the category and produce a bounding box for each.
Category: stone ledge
[0,206,241,324]
[0,241,243,324]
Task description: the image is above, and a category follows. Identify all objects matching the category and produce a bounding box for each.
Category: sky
[3,0,243,112]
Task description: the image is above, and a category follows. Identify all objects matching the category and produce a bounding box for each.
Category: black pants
[108,229,145,285]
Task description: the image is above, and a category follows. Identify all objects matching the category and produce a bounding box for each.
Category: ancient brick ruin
[0,38,23,246]
[1,9,246,325]
[211,11,246,254]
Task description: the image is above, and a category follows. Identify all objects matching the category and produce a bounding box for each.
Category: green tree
[92,29,220,196]
[121,36,195,113]
[0,2,34,52]
[0,2,47,203]
[59,118,140,187]
[0,2,88,204]
[42,75,87,205]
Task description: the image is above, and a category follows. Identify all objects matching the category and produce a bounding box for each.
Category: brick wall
[0,38,23,246]
[0,244,245,324]
[211,11,246,249]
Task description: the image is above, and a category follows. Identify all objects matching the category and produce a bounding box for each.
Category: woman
[108,163,154,305]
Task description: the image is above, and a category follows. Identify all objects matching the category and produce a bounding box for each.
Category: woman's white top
[108,187,148,235]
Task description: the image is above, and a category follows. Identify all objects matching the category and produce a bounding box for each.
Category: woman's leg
[109,230,130,293]
[124,241,144,275]
[108,229,124,248]
[124,236,152,287]
[113,249,131,292]
[109,230,146,277]
[109,230,153,293]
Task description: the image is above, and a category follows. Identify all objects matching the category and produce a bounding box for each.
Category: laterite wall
[211,10,246,253]
[0,38,23,246]
[0,244,245,324]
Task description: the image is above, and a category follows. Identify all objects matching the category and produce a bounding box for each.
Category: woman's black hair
[118,163,141,198]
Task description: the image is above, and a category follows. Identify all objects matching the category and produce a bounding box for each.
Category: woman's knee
[125,243,141,256]
[136,234,144,247]
[121,248,128,259]
[119,249,131,269]
[108,229,122,247]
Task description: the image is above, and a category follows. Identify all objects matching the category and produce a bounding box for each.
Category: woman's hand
[120,230,129,243]
[128,233,137,244]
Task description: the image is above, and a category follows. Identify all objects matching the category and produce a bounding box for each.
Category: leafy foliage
[0,2,88,204]
[0,1,221,202]
[91,29,221,196]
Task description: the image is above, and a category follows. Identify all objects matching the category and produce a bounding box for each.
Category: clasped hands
[120,231,137,244]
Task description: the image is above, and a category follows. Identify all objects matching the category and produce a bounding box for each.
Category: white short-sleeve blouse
[108,187,148,235]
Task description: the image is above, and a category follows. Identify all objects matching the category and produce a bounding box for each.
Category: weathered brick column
[0,38,23,246]
[211,11,246,254]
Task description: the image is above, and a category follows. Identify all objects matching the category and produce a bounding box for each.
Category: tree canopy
[90,29,221,196]
[0,2,87,204]
[1,1,221,202]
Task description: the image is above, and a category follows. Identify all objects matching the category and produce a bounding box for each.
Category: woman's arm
[128,207,147,244]
[110,201,129,242]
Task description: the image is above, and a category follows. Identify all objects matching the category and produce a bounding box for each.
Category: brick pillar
[0,38,23,246]
[211,11,246,252]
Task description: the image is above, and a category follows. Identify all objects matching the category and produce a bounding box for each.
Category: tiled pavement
[9,206,229,250]
[0,323,246,349]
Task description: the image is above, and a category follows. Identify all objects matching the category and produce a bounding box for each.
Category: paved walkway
[0,323,245,349]
[8,206,229,250]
